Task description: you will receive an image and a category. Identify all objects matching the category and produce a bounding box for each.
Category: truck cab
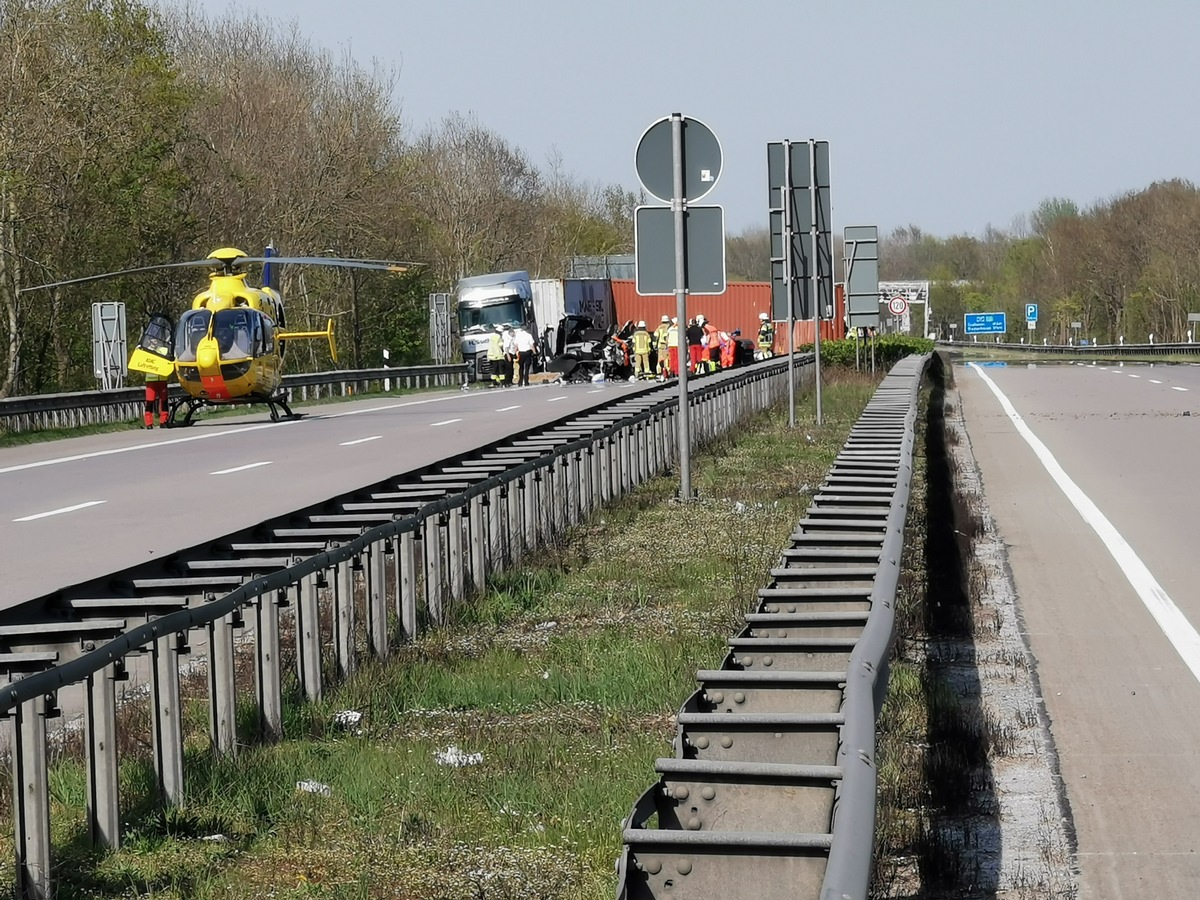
[456,271,535,382]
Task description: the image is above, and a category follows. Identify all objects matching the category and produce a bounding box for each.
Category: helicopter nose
[197,345,219,369]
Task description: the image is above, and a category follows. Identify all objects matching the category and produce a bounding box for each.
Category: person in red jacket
[144,371,169,428]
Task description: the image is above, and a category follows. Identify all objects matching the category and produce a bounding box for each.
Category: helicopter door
[128,313,177,377]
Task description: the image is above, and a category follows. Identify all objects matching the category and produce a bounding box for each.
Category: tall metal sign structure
[634,113,724,500]
[877,281,930,337]
[428,292,453,364]
[768,140,832,425]
[844,226,880,371]
[91,302,127,391]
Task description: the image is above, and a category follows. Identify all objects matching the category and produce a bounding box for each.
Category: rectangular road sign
[635,205,726,296]
[964,312,1007,335]
[1026,303,1038,322]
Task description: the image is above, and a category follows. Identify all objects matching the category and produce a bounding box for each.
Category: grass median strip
[2,372,880,899]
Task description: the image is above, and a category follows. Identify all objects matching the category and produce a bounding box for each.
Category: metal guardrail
[616,354,930,900]
[944,339,1200,357]
[0,355,811,899]
[0,364,468,434]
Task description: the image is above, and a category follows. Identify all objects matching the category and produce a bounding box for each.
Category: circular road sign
[635,115,722,204]
[888,295,908,316]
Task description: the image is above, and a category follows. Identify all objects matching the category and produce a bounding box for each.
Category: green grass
[0,370,883,899]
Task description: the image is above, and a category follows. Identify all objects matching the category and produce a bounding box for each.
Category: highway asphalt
[957,360,1200,898]
[0,380,660,608]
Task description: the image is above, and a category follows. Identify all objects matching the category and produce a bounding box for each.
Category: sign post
[635,114,723,501]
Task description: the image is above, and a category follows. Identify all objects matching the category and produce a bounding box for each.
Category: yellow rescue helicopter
[21,247,414,425]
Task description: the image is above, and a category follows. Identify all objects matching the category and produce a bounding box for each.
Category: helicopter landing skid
[163,394,301,427]
[266,395,299,423]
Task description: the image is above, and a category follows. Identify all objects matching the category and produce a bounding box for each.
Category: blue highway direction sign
[964,312,1008,335]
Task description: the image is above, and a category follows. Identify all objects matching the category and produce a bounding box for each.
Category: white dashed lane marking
[14,500,106,522]
[1173,386,1189,392]
[340,436,382,446]
[430,418,462,427]
[211,461,272,475]
[548,396,568,402]
[496,406,521,412]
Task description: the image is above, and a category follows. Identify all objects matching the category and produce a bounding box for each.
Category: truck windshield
[458,298,524,333]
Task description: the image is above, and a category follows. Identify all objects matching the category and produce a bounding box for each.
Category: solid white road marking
[210,461,272,475]
[548,396,568,402]
[0,392,473,477]
[430,418,462,427]
[496,406,521,412]
[971,362,1200,685]
[1172,386,1189,392]
[14,500,106,522]
[340,436,382,446]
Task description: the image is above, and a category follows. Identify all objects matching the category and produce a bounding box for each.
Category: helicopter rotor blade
[235,257,421,273]
[18,260,218,293]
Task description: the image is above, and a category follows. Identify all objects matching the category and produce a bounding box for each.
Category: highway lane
[0,380,656,606]
[956,360,1200,898]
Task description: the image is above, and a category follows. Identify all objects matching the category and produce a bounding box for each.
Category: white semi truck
[456,270,539,382]
[455,270,616,382]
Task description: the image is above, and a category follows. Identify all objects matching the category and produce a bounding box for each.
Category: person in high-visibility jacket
[718,330,736,370]
[486,324,506,386]
[653,315,671,379]
[631,321,652,379]
[757,313,775,360]
[144,370,169,428]
[666,317,680,377]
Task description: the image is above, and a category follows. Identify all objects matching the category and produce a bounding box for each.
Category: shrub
[798,336,935,370]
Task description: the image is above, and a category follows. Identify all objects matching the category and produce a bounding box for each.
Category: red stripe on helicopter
[200,373,231,400]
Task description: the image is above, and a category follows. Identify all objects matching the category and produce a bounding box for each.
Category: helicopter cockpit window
[175,310,211,362]
[213,309,255,358]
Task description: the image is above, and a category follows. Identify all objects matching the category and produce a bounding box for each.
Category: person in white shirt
[501,325,516,385]
[512,325,537,386]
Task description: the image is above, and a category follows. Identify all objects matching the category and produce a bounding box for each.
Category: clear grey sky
[183,0,1200,238]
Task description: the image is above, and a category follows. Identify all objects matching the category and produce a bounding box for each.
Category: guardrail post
[255,589,283,743]
[523,471,538,551]
[598,436,612,503]
[12,693,51,900]
[297,572,323,702]
[85,663,120,849]
[151,632,185,806]
[581,446,595,516]
[423,515,445,625]
[566,453,581,525]
[335,559,358,680]
[547,459,562,537]
[487,484,506,568]
[448,505,465,603]
[208,609,238,755]
[469,494,487,593]
[369,541,390,658]
[395,529,418,641]
[507,477,522,561]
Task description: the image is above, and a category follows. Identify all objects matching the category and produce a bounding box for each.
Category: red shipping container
[611,280,773,343]
[612,280,846,353]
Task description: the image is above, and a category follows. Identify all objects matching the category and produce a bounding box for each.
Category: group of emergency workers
[485,322,538,387]
[625,312,776,380]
